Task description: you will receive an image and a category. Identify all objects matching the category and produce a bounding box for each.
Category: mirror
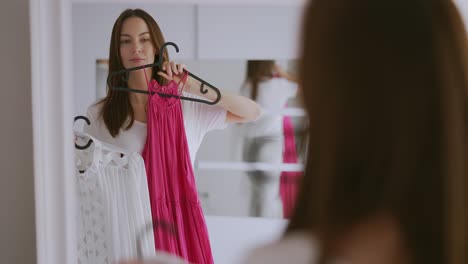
[72,2,304,263]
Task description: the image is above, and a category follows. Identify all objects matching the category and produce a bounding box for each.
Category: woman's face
[119,17,156,69]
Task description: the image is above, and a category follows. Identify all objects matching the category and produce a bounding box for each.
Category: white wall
[198,5,302,59]
[455,0,468,27]
[0,0,36,263]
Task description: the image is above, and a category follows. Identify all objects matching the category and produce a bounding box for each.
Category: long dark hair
[98,9,169,137]
[245,60,275,101]
[287,0,467,263]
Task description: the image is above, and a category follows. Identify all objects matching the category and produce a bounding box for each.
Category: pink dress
[279,116,302,218]
[142,74,214,264]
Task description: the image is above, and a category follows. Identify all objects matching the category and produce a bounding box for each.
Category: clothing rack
[107,42,221,105]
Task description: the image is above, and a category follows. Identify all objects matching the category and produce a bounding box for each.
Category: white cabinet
[197,5,302,59]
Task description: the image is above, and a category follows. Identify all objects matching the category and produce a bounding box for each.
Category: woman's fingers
[178,64,187,74]
[171,61,179,75]
[160,61,187,80]
[162,61,173,77]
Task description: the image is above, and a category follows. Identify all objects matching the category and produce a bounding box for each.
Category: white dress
[75,135,156,264]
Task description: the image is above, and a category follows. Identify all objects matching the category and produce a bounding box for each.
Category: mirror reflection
[73,3,303,264]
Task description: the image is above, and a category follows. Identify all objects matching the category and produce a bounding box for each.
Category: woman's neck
[127,68,152,105]
[127,68,152,90]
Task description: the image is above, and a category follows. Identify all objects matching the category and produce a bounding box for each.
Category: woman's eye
[142,38,151,43]
[120,39,131,44]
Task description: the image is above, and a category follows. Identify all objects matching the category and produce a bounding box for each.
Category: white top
[84,92,227,166]
[241,78,298,138]
[75,136,156,264]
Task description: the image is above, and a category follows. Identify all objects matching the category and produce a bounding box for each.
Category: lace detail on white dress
[75,135,155,264]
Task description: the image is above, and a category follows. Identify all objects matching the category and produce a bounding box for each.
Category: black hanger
[73,115,125,158]
[74,116,93,150]
[107,42,221,105]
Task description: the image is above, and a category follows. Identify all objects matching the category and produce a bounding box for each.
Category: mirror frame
[30,0,75,263]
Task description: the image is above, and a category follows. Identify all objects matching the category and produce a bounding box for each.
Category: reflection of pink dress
[142,74,214,264]
[279,116,302,218]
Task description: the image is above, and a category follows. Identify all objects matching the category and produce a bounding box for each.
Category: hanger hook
[156,42,180,67]
[74,116,93,149]
[122,71,130,82]
[74,115,90,125]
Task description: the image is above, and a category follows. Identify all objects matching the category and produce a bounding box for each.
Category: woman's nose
[132,43,142,53]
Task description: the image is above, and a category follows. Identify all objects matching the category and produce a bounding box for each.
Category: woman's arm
[185,77,262,123]
[158,61,262,124]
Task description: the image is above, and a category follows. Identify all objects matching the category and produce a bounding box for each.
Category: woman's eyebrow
[120,32,150,37]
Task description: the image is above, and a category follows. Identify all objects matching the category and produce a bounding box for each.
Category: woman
[241,60,299,218]
[83,8,261,264]
[86,9,261,160]
[245,0,467,263]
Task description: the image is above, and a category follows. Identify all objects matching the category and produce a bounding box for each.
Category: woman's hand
[157,61,199,94]
[157,61,187,83]
[273,64,285,77]
[273,64,297,83]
